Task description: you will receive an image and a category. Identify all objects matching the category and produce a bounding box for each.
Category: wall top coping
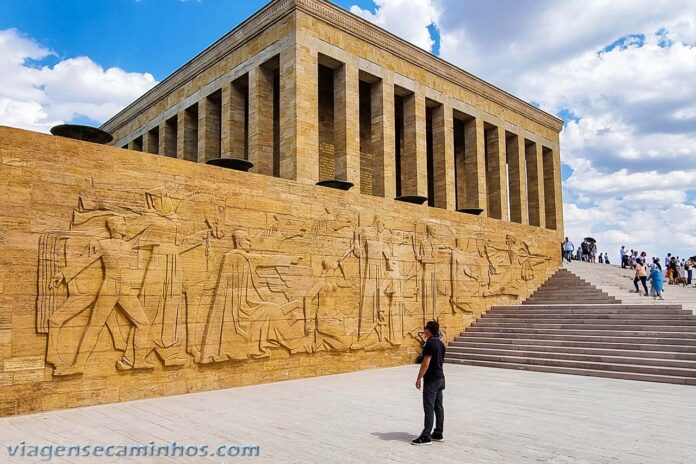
[101,0,564,135]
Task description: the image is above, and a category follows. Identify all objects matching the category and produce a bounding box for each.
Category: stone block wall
[0,127,561,416]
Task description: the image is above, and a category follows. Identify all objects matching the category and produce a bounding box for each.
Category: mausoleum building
[0,0,563,417]
[103,0,562,228]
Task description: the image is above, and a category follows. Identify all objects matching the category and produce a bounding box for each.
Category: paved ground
[1,365,695,463]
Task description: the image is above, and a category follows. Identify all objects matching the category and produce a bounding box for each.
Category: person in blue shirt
[648,265,664,300]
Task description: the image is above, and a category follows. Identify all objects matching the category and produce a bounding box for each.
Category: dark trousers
[634,276,648,294]
[688,270,693,285]
[564,250,572,263]
[421,378,445,439]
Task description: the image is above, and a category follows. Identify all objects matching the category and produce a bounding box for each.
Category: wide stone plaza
[2,364,695,463]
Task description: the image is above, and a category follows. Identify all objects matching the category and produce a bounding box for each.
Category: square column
[334,62,361,189]
[543,145,562,230]
[127,138,141,151]
[221,81,247,159]
[464,117,487,214]
[177,107,198,162]
[279,41,319,183]
[525,141,546,227]
[143,129,158,154]
[506,132,528,224]
[248,65,275,175]
[431,103,456,210]
[370,77,396,199]
[198,94,221,163]
[485,125,509,220]
[159,118,177,158]
[401,93,427,198]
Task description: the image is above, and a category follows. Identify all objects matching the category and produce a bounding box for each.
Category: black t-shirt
[422,337,445,382]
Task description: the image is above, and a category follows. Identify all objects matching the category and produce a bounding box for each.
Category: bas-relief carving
[36,189,554,376]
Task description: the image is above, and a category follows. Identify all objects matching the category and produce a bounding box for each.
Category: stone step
[481,313,696,320]
[525,294,615,300]
[486,309,691,317]
[473,321,696,330]
[491,304,683,311]
[525,295,617,301]
[445,347,696,369]
[457,331,696,346]
[443,352,696,378]
[445,359,696,385]
[523,299,620,305]
[532,289,609,298]
[486,304,692,314]
[450,337,696,353]
[466,327,696,337]
[526,292,616,303]
[527,290,614,295]
[529,286,609,291]
[448,341,696,358]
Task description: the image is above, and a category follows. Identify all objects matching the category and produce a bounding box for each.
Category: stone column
[177,108,198,162]
[143,129,158,154]
[334,62,361,189]
[525,141,546,227]
[248,65,274,175]
[464,117,487,214]
[431,103,456,210]
[279,41,319,183]
[370,77,395,199]
[198,95,221,163]
[507,133,528,224]
[221,82,246,159]
[159,119,177,158]
[485,126,509,220]
[401,93,427,198]
[543,145,562,230]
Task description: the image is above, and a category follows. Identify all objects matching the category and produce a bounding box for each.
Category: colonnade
[123,48,560,230]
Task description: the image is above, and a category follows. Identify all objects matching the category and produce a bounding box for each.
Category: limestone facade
[103,0,563,229]
[0,126,560,416]
[0,0,564,417]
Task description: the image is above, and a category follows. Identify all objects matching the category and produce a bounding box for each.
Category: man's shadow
[372,432,413,442]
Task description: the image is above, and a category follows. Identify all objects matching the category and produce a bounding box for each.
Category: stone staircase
[523,268,619,305]
[566,260,696,313]
[446,267,696,385]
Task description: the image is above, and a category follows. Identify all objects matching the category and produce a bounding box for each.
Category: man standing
[412,320,446,446]
[562,237,574,263]
[620,246,626,268]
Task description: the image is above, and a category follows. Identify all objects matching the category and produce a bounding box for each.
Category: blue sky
[1,0,695,259]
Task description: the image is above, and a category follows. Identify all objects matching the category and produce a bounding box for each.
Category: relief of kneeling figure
[199,230,313,363]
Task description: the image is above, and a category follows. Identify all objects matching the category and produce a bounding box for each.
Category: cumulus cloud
[350,0,439,51]
[350,0,696,258]
[0,28,157,133]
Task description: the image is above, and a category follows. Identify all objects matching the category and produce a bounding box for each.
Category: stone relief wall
[0,127,562,416]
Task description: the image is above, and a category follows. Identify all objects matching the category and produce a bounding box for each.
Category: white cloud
[0,28,157,133]
[350,0,438,51]
[350,0,696,258]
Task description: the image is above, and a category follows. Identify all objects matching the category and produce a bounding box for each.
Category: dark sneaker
[431,433,444,442]
[411,436,432,446]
